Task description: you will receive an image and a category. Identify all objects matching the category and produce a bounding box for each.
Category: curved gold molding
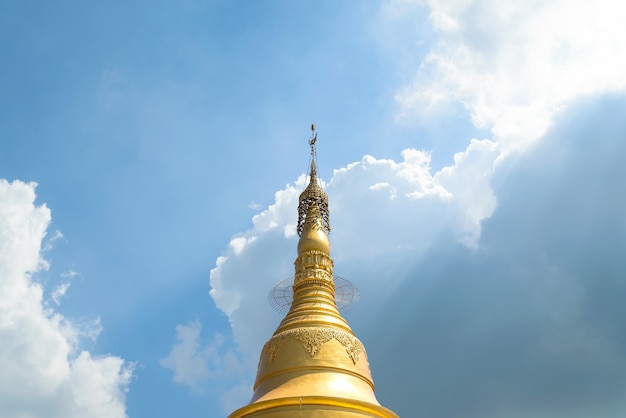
[263,326,364,365]
[228,395,399,418]
[253,364,376,391]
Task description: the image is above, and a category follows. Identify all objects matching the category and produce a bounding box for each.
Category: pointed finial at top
[309,124,317,159]
[309,124,318,178]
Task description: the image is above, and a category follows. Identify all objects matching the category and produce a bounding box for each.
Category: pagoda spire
[228,127,398,418]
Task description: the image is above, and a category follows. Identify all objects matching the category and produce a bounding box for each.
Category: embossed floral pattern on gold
[263,327,364,365]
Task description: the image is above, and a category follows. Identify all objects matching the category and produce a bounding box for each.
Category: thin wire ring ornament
[268,276,359,315]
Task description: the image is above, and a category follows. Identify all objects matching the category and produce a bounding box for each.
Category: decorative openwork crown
[296,127,330,237]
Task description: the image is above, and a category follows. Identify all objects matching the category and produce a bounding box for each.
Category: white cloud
[229,236,257,256]
[396,0,626,151]
[369,182,398,200]
[61,269,78,279]
[251,180,303,235]
[435,138,500,246]
[43,229,64,252]
[51,281,71,305]
[161,320,248,413]
[368,99,626,417]
[161,322,220,388]
[247,201,263,211]
[0,179,132,418]
[207,142,501,404]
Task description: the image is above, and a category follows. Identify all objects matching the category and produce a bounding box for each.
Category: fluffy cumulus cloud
[160,321,244,392]
[397,0,626,150]
[205,141,502,407]
[0,180,132,418]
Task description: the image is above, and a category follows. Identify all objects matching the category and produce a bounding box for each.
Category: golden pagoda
[229,127,398,418]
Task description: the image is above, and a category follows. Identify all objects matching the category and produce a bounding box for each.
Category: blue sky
[1,1,626,417]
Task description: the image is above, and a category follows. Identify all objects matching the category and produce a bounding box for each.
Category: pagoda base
[228,396,399,418]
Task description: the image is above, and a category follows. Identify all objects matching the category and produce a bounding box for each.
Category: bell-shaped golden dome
[297,204,331,255]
